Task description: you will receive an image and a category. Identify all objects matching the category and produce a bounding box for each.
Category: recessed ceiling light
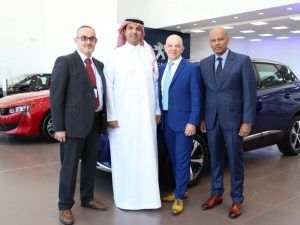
[232,36,245,39]
[290,16,300,21]
[258,12,264,15]
[250,39,262,42]
[223,26,234,30]
[259,34,273,37]
[193,23,198,26]
[211,20,217,23]
[276,36,290,39]
[190,29,205,33]
[234,16,239,19]
[240,30,255,33]
[177,26,181,29]
[287,7,293,11]
[251,21,268,25]
[291,30,300,33]
[272,26,289,30]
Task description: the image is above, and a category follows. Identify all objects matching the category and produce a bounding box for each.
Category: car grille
[0,108,9,115]
[0,123,18,131]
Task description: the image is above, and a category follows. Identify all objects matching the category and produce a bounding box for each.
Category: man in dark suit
[199,27,256,219]
[50,25,107,225]
[159,34,201,215]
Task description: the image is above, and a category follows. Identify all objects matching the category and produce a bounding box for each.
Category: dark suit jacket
[200,50,257,130]
[50,51,107,138]
[158,58,201,132]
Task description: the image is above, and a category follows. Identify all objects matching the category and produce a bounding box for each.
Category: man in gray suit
[50,25,107,225]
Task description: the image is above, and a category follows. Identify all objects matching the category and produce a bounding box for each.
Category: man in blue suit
[200,27,256,219]
[159,34,201,215]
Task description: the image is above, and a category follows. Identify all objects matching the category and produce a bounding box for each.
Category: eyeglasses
[77,36,97,43]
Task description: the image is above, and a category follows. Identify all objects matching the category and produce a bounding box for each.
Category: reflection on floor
[1,134,300,225]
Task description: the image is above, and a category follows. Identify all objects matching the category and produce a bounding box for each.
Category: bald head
[209,27,229,56]
[164,34,184,61]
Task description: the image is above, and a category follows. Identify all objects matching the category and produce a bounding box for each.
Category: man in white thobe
[104,18,161,210]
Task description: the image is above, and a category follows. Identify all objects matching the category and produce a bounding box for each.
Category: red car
[0,90,54,141]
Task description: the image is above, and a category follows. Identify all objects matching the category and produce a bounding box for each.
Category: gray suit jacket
[50,51,106,138]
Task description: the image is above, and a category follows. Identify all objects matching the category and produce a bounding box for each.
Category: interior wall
[190,35,300,76]
[117,0,300,28]
[0,0,118,77]
[0,0,47,77]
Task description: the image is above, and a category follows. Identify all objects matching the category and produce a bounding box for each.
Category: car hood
[0,90,49,107]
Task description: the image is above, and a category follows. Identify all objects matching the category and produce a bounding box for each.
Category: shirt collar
[77,49,92,63]
[168,56,182,66]
[215,49,229,62]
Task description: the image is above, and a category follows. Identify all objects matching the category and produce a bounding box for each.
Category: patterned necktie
[84,58,99,109]
[216,57,223,77]
[162,62,174,110]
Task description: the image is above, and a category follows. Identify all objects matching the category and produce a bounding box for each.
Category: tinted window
[275,64,298,83]
[255,63,287,89]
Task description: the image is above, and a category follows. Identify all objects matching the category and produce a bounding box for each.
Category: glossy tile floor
[1,134,300,225]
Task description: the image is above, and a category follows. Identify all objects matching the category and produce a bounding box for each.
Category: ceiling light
[190,29,205,33]
[250,39,262,42]
[234,16,239,19]
[232,36,245,39]
[291,30,300,33]
[272,26,288,30]
[259,34,273,37]
[193,23,198,26]
[286,7,293,10]
[290,16,300,21]
[177,26,181,29]
[258,12,264,15]
[251,21,268,25]
[276,36,290,39]
[211,20,216,23]
[223,26,234,30]
[240,30,255,33]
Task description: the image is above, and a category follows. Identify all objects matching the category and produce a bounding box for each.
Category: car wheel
[188,133,208,186]
[278,115,300,155]
[41,113,56,142]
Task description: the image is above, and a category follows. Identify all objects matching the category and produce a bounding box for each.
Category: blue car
[96,58,300,186]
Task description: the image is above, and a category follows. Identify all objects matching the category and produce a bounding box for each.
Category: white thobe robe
[104,42,161,210]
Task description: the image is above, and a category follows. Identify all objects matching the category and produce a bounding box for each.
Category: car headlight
[8,105,34,114]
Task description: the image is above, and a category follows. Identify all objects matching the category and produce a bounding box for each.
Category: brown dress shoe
[201,195,223,210]
[229,203,243,219]
[81,199,108,211]
[59,210,74,225]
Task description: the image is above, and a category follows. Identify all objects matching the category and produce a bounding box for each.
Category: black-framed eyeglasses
[77,36,97,43]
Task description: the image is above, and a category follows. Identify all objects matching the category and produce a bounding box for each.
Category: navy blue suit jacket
[199,50,257,130]
[159,58,201,132]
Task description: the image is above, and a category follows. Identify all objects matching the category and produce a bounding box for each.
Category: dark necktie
[84,58,99,109]
[216,57,223,77]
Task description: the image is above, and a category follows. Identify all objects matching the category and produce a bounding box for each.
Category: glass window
[255,63,286,88]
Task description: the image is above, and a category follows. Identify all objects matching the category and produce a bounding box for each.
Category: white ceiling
[161,3,300,41]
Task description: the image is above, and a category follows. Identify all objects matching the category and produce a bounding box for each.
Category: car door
[252,62,300,135]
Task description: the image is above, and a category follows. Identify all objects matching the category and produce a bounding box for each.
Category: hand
[108,121,119,128]
[239,123,252,137]
[185,123,196,136]
[200,120,206,133]
[156,115,161,124]
[55,131,66,142]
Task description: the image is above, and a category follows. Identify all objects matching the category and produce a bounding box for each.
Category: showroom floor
[1,135,300,225]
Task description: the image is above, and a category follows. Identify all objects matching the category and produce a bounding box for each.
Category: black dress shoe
[229,202,243,219]
[81,199,108,211]
[201,195,223,210]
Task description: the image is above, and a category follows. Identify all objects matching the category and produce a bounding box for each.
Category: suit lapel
[207,55,220,90]
[170,58,186,86]
[219,50,234,88]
